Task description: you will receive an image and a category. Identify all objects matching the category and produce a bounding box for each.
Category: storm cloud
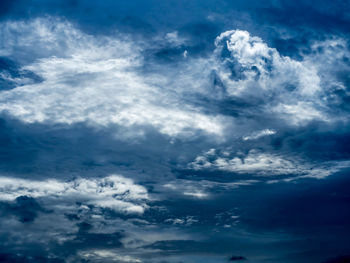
[0,1,349,263]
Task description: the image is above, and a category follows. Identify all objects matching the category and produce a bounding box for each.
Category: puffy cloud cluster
[213,30,330,125]
[215,30,320,94]
[0,175,148,214]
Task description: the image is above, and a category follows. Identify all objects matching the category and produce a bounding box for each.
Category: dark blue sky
[0,1,350,263]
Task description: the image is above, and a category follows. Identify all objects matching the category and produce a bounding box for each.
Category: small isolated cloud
[0,175,149,214]
[164,216,199,226]
[242,129,276,141]
[164,31,187,47]
[79,249,141,263]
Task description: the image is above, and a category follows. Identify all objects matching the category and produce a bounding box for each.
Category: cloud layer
[0,9,350,263]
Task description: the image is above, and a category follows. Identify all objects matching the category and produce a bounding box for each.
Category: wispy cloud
[0,18,225,139]
[242,129,276,141]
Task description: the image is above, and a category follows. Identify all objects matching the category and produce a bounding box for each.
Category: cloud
[78,249,141,263]
[214,29,321,95]
[0,195,46,223]
[242,129,276,141]
[189,149,350,179]
[1,4,350,263]
[0,253,65,263]
[164,216,199,226]
[142,239,251,256]
[163,178,257,199]
[229,255,246,261]
[212,30,331,125]
[0,18,225,139]
[0,18,349,147]
[0,175,149,214]
[0,57,43,90]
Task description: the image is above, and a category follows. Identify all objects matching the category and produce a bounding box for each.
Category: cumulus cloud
[214,30,321,95]
[212,30,345,125]
[0,175,148,214]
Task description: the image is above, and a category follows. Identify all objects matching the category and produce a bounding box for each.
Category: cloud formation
[190,148,350,179]
[1,19,349,143]
[0,175,148,214]
[213,30,330,125]
[0,18,225,139]
[0,8,350,263]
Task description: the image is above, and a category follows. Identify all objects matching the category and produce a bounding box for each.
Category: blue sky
[0,1,350,262]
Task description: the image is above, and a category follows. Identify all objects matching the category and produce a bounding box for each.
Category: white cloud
[79,250,141,263]
[215,30,321,96]
[0,18,225,138]
[164,216,199,226]
[1,19,349,142]
[0,175,148,214]
[164,31,187,46]
[273,102,327,125]
[242,129,276,141]
[213,30,332,125]
[190,149,350,179]
[183,191,209,198]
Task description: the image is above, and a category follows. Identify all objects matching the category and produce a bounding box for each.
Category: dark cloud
[0,196,46,223]
[269,123,350,161]
[229,256,246,261]
[143,239,240,255]
[0,1,349,263]
[0,57,43,90]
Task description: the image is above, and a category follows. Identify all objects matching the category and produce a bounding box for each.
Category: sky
[0,1,350,262]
